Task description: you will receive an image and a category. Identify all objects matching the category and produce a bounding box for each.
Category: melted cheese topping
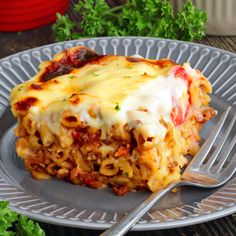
[11,55,189,143]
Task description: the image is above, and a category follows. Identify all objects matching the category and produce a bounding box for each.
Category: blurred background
[0,0,236,34]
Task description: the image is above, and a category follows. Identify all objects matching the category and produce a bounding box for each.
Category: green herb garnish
[52,13,77,42]
[17,86,23,91]
[53,0,207,42]
[0,201,45,236]
[114,102,121,111]
[124,172,129,177]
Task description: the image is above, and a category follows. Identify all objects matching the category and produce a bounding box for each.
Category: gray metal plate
[0,37,236,230]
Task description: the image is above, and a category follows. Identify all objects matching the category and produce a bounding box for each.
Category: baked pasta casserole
[10,46,216,195]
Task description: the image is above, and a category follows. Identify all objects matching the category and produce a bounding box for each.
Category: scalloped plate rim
[0,36,236,230]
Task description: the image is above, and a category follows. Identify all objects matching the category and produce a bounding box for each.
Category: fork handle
[100,182,177,236]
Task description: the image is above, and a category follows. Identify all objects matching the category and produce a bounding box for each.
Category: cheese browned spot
[40,62,72,82]
[127,57,176,68]
[31,84,43,90]
[40,47,101,82]
[14,97,38,112]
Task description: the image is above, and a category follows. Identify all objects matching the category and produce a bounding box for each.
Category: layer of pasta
[10,46,216,195]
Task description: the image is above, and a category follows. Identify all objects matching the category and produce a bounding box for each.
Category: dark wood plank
[198,36,236,53]
[0,26,54,59]
[38,214,236,236]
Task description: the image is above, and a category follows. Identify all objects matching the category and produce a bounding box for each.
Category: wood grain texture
[38,214,236,236]
[0,8,235,236]
[198,36,236,53]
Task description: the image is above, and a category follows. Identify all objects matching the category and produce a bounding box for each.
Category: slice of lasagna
[10,46,216,195]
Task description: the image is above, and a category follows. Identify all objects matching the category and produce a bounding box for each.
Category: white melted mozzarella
[33,73,187,142]
[11,56,189,143]
[122,75,187,140]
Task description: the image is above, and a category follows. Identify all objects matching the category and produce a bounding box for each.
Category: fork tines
[191,106,236,174]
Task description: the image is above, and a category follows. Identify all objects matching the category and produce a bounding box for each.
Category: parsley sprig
[0,201,46,236]
[114,102,121,111]
[53,0,207,42]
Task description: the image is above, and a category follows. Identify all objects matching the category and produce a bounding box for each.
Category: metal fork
[101,106,236,236]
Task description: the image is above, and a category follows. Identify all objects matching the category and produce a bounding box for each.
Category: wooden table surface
[0,25,236,236]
